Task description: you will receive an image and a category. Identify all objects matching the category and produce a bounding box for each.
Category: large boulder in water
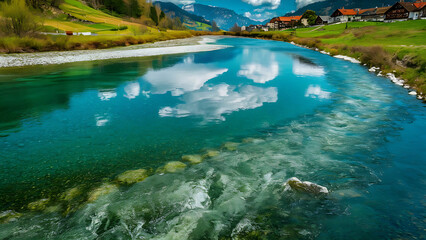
[202,150,220,159]
[87,183,118,202]
[60,186,82,201]
[156,161,186,174]
[0,210,22,223]
[27,198,50,211]
[222,142,240,151]
[116,169,149,184]
[182,154,203,164]
[284,177,328,194]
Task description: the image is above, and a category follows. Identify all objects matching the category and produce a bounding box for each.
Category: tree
[159,11,165,21]
[0,0,42,37]
[211,20,220,32]
[128,0,141,18]
[229,23,241,32]
[301,10,317,26]
[149,5,158,25]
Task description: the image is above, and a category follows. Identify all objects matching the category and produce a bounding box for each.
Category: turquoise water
[0,37,425,239]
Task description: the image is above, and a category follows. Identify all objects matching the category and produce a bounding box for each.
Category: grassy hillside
[237,20,426,95]
[42,0,143,34]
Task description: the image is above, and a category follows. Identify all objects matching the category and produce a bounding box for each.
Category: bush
[0,0,42,37]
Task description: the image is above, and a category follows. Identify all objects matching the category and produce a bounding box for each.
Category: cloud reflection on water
[124,82,140,99]
[159,84,278,121]
[143,57,228,96]
[98,89,117,101]
[238,49,279,83]
[305,85,331,99]
[292,57,325,77]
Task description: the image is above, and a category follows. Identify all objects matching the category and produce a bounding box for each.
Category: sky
[160,0,325,22]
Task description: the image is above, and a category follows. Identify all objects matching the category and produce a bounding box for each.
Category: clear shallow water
[0,37,425,239]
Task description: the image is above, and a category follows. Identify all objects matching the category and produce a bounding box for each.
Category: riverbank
[0,36,229,68]
[0,30,223,54]
[231,20,426,100]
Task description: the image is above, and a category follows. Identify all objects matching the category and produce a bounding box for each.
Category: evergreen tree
[149,5,158,25]
[211,20,220,32]
[128,0,141,18]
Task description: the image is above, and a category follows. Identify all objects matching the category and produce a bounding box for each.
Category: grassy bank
[234,20,426,96]
[0,30,223,53]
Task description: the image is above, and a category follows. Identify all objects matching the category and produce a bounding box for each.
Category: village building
[385,0,426,21]
[358,7,391,21]
[330,8,361,23]
[315,16,330,25]
[268,16,302,30]
[414,0,426,18]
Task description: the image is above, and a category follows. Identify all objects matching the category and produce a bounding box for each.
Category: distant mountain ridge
[153,1,212,30]
[183,3,263,30]
[288,0,411,16]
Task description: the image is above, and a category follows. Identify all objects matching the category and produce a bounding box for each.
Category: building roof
[398,2,419,12]
[414,2,426,9]
[338,9,358,15]
[318,16,330,21]
[359,6,391,15]
[278,16,302,22]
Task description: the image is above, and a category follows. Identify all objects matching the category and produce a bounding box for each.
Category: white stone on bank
[333,55,361,64]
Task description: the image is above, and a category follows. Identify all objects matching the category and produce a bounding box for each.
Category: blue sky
[161,0,324,21]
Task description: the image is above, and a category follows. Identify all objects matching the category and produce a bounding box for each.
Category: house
[315,16,330,25]
[385,0,425,21]
[414,0,426,18]
[358,6,391,22]
[268,16,302,30]
[330,8,361,23]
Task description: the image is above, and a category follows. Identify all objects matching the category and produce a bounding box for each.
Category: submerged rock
[182,154,203,164]
[116,169,149,184]
[157,161,187,174]
[44,205,62,213]
[0,210,22,224]
[87,183,119,202]
[202,150,220,159]
[27,198,50,211]
[284,177,328,194]
[242,137,264,143]
[60,186,82,201]
[222,142,240,151]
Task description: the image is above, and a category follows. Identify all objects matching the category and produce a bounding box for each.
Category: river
[0,37,425,239]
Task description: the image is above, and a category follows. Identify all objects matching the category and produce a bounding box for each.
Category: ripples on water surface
[0,37,425,239]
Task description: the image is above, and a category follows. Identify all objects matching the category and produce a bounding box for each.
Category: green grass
[183,20,211,31]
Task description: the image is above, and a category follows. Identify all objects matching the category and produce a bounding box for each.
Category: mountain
[288,0,405,16]
[182,3,263,31]
[153,1,212,31]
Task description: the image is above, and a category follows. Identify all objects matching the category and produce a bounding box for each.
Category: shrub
[0,0,42,37]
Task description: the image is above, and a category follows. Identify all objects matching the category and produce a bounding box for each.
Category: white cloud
[143,57,228,96]
[305,85,331,99]
[162,0,195,5]
[242,0,281,10]
[244,11,269,21]
[295,0,324,9]
[159,84,278,121]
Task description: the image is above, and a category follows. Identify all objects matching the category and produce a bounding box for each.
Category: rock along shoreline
[289,41,425,102]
